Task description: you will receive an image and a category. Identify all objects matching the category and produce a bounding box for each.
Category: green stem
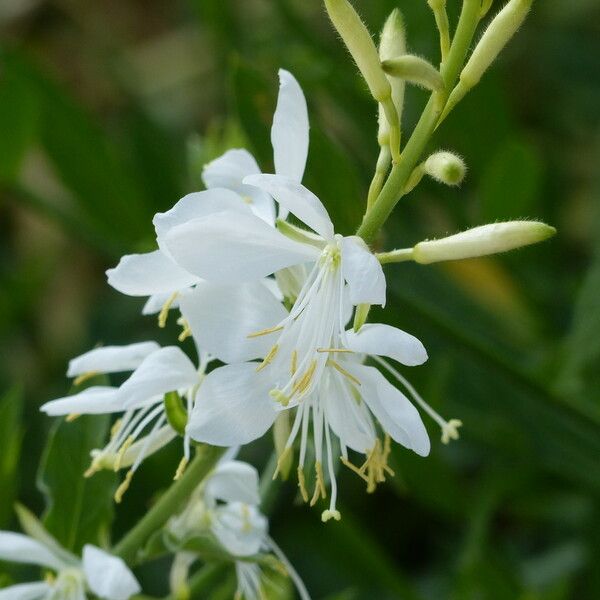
[377,248,414,264]
[113,444,225,564]
[163,562,228,600]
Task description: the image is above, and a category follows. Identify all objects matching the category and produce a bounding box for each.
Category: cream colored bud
[382,55,444,91]
[424,151,466,186]
[413,221,556,264]
[325,0,391,102]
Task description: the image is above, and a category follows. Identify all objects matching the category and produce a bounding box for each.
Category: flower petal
[41,386,123,416]
[0,582,51,600]
[243,174,333,241]
[345,323,428,366]
[341,236,386,306]
[212,503,267,557]
[178,281,287,364]
[83,545,141,600]
[163,210,319,283]
[0,532,65,570]
[106,250,198,296]
[271,69,309,186]
[117,347,198,408]
[187,364,276,446]
[202,149,275,225]
[205,461,261,506]
[67,342,160,377]
[345,363,430,456]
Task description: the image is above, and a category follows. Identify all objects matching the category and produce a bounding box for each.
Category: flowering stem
[113,444,225,564]
[162,563,227,600]
[356,0,481,244]
[377,248,414,264]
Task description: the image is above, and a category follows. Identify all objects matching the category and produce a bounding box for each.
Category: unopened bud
[164,391,188,436]
[423,151,466,186]
[382,55,444,92]
[325,0,391,103]
[413,221,556,264]
[273,412,293,480]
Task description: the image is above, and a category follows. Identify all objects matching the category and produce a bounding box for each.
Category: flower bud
[325,0,391,102]
[423,151,466,186]
[412,221,556,264]
[381,55,444,91]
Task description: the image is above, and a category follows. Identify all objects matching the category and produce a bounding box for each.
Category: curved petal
[205,461,261,506]
[212,503,267,557]
[83,545,141,600]
[341,236,386,306]
[243,175,333,241]
[118,347,197,408]
[106,250,198,296]
[41,386,123,416]
[163,211,319,283]
[271,69,309,186]
[187,364,276,446]
[178,281,287,364]
[0,532,65,570]
[67,342,160,377]
[142,292,180,316]
[344,364,430,457]
[153,188,249,241]
[202,149,275,225]
[345,323,428,366]
[0,582,51,600]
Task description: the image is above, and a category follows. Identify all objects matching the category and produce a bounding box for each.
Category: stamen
[309,462,327,507]
[327,360,361,386]
[114,470,134,503]
[174,456,188,480]
[247,324,284,339]
[273,446,292,480]
[321,509,341,523]
[110,418,122,439]
[73,371,100,386]
[297,466,309,503]
[256,345,279,372]
[270,389,291,407]
[358,437,395,493]
[113,436,135,471]
[291,360,317,397]
[316,348,354,353]
[158,292,178,328]
[340,456,369,483]
[290,350,298,376]
[177,318,192,342]
[66,413,80,422]
[441,419,463,444]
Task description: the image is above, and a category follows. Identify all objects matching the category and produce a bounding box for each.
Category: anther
[441,419,463,444]
[113,436,134,471]
[73,371,100,386]
[328,360,361,386]
[114,470,134,504]
[297,466,309,503]
[158,292,178,328]
[321,509,342,523]
[174,456,188,481]
[256,345,279,372]
[247,325,284,339]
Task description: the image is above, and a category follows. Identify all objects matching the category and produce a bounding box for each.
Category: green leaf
[0,386,24,526]
[37,415,117,553]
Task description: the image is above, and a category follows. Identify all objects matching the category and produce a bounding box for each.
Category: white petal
[83,545,141,600]
[271,69,309,186]
[142,292,180,316]
[0,582,51,600]
[341,236,387,306]
[117,347,197,408]
[187,364,276,446]
[202,149,275,225]
[153,188,250,241]
[205,461,261,506]
[163,211,319,283]
[0,532,65,570]
[345,323,428,366]
[345,364,430,456]
[243,175,333,241]
[178,281,287,364]
[212,503,267,557]
[41,386,123,416]
[67,342,160,377]
[106,250,198,296]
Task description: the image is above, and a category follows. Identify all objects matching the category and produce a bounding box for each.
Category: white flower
[168,459,310,600]
[159,177,436,519]
[0,532,140,600]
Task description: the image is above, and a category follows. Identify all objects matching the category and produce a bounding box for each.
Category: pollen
[256,344,279,372]
[114,469,134,504]
[321,509,341,523]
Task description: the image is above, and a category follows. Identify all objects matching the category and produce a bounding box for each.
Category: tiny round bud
[424,151,467,186]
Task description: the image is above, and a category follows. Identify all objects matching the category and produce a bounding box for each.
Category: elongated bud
[164,391,187,435]
[413,221,555,264]
[424,151,466,186]
[378,9,406,145]
[382,55,444,91]
[325,0,391,103]
[441,0,532,121]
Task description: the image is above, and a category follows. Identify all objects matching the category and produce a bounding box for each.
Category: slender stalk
[163,563,227,600]
[377,248,414,264]
[113,444,225,563]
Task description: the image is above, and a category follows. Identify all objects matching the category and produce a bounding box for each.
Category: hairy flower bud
[382,55,444,91]
[423,151,466,186]
[413,221,556,264]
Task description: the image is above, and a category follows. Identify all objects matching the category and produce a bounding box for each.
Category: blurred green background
[1,0,599,598]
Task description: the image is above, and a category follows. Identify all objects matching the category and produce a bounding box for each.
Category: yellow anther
[241,503,252,532]
[297,466,309,503]
[174,456,188,481]
[269,389,291,407]
[290,349,298,376]
[66,413,80,422]
[73,371,100,386]
[44,572,56,584]
[316,348,354,353]
[340,456,369,483]
[292,360,317,397]
[321,509,342,523]
[441,419,463,444]
[328,360,361,386]
[242,195,253,204]
[309,462,327,507]
[273,445,293,480]
[158,292,178,328]
[114,470,134,504]
[110,419,122,439]
[113,436,134,471]
[359,437,395,493]
[256,345,279,372]
[177,319,192,342]
[247,324,284,339]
